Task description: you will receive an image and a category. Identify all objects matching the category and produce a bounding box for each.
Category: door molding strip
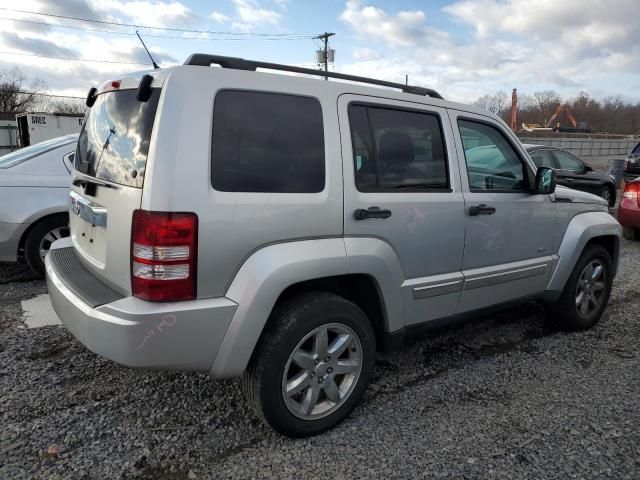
[463,263,548,291]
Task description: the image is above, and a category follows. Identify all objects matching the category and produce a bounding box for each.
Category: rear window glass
[212,90,325,193]
[75,89,160,188]
[0,134,76,169]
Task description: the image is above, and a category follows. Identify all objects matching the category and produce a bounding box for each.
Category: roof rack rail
[183,54,444,100]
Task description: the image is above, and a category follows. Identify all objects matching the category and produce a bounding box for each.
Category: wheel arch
[209,237,405,379]
[547,211,621,292]
[17,211,69,256]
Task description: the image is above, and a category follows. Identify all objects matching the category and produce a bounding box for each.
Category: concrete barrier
[518,133,638,171]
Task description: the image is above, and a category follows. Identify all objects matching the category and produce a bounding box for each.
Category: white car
[0,134,77,275]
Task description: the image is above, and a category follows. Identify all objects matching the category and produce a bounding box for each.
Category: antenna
[136,30,159,70]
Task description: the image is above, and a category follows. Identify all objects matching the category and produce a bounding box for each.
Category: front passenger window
[458,120,526,191]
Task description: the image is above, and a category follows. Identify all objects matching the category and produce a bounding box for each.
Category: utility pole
[316,32,335,80]
[510,88,517,132]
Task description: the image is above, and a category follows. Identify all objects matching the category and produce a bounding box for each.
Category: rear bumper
[618,206,640,228]
[46,242,238,372]
[0,220,27,262]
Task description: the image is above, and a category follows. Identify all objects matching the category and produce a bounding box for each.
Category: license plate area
[69,191,108,267]
[69,191,107,228]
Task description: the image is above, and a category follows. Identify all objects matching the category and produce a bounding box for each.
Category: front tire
[242,292,376,437]
[548,245,613,331]
[24,214,70,276]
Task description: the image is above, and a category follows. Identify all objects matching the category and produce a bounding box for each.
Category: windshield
[0,134,77,169]
[76,89,160,188]
[633,143,640,154]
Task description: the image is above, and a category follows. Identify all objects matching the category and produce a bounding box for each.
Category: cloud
[337,0,640,101]
[209,0,282,33]
[233,0,281,30]
[122,46,178,65]
[39,0,102,20]
[352,47,381,61]
[444,0,640,65]
[340,0,428,47]
[95,0,200,28]
[0,31,79,58]
[210,12,231,24]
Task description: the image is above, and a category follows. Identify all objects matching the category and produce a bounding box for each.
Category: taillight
[622,183,638,199]
[621,183,640,208]
[131,210,198,302]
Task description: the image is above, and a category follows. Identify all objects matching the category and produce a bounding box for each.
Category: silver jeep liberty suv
[46,54,621,437]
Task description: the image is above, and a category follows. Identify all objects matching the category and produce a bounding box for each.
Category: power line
[0,17,316,41]
[0,7,317,37]
[0,50,149,65]
[0,89,84,99]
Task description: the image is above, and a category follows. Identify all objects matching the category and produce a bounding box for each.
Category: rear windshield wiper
[72,172,118,190]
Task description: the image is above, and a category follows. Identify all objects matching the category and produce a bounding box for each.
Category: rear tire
[242,292,376,437]
[24,214,70,277]
[623,226,639,241]
[548,245,613,331]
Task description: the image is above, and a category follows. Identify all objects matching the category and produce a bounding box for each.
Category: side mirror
[534,167,556,195]
[583,164,593,172]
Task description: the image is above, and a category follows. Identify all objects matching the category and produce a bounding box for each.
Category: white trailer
[0,120,18,156]
[16,112,84,147]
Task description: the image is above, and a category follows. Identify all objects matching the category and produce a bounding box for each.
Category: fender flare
[546,211,621,292]
[209,237,405,378]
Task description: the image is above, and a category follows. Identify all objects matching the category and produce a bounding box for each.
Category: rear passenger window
[348,104,449,191]
[212,91,325,193]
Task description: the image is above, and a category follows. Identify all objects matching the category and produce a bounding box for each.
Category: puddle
[21,294,61,329]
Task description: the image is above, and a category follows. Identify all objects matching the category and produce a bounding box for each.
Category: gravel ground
[1,242,639,479]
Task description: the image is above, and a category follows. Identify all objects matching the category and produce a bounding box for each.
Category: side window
[554,151,583,172]
[458,119,526,191]
[212,91,325,193]
[529,149,555,168]
[348,104,449,191]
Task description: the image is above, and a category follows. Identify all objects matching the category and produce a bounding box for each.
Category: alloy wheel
[38,226,70,262]
[281,323,363,420]
[575,259,606,319]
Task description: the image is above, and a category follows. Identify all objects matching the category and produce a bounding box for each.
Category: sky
[0,0,638,104]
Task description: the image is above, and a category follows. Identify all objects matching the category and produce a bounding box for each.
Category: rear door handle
[468,204,496,216]
[354,206,392,220]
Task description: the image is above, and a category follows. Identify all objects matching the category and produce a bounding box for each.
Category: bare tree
[46,99,86,115]
[474,91,508,116]
[0,67,47,112]
[478,88,640,134]
[533,90,562,125]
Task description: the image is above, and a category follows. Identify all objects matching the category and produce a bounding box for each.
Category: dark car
[624,142,640,180]
[524,144,616,207]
